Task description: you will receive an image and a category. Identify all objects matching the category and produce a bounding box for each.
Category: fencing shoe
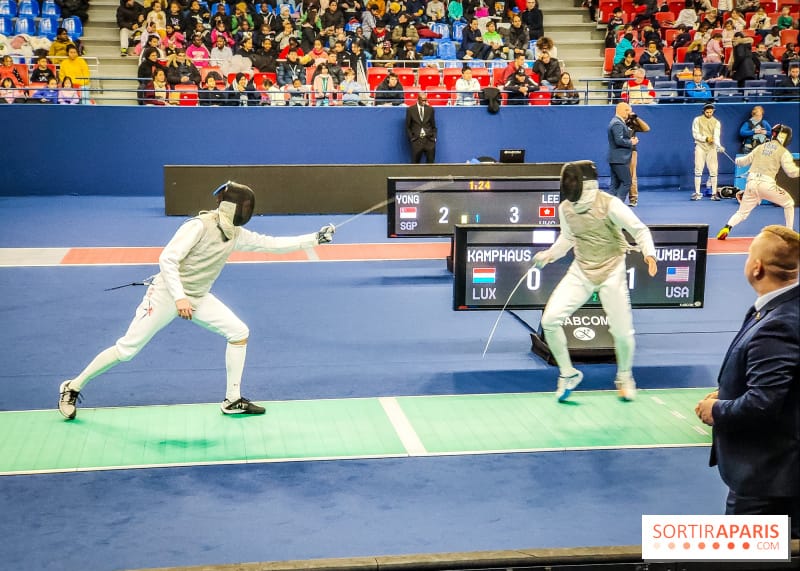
[691,193,702,201]
[58,380,81,420]
[615,374,637,402]
[221,397,265,415]
[716,225,731,240]
[556,370,583,403]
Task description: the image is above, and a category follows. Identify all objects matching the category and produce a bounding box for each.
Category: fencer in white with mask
[533,161,658,402]
[59,181,335,419]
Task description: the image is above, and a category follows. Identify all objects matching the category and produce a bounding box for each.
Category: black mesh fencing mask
[560,160,598,203]
[772,124,792,148]
[213,181,255,226]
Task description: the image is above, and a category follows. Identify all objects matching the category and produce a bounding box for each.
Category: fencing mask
[212,181,255,226]
[771,124,793,148]
[560,160,598,203]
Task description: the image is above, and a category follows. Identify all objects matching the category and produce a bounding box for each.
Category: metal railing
[5,74,797,105]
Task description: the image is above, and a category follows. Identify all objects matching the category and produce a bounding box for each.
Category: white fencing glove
[532,251,550,269]
[316,223,335,244]
[716,145,725,153]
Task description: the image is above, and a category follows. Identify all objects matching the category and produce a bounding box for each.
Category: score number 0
[525,267,637,291]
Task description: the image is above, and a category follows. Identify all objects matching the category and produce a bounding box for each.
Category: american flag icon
[666,266,690,282]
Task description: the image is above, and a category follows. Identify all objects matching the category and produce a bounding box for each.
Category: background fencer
[532,161,658,403]
[691,103,724,201]
[59,181,336,420]
[717,125,798,240]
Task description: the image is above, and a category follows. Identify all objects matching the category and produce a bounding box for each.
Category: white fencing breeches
[540,260,635,376]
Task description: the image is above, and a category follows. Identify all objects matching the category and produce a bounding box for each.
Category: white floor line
[378,396,428,456]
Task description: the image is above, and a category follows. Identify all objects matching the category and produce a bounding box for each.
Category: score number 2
[438,206,521,224]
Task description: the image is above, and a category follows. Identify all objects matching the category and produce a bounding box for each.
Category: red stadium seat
[403,85,421,106]
[425,85,452,105]
[417,66,441,89]
[367,66,388,92]
[528,88,551,105]
[471,67,491,88]
[392,66,416,88]
[174,84,199,106]
[442,68,462,91]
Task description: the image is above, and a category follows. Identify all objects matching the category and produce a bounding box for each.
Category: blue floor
[0,192,795,571]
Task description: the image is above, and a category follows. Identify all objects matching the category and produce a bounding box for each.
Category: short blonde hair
[760,225,800,282]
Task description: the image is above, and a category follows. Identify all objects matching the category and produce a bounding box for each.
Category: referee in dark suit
[405,92,437,163]
[696,225,800,539]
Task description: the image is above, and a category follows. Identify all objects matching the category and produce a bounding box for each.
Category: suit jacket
[607,115,633,164]
[405,103,437,143]
[710,286,800,497]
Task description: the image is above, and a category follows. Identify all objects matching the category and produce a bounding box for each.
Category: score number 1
[525,267,636,291]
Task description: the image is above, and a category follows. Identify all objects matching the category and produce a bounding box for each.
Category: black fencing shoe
[221,397,265,415]
[58,381,81,420]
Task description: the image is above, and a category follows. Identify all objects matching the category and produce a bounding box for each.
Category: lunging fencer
[717,125,798,240]
[532,161,658,402]
[691,103,724,201]
[58,181,336,420]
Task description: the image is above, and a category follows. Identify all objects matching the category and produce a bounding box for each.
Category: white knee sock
[225,342,247,402]
[68,346,121,391]
[613,334,636,377]
[543,326,578,377]
[694,176,702,194]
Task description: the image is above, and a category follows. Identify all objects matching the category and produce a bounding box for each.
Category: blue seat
[743,79,769,102]
[701,62,722,80]
[17,0,37,17]
[654,79,682,103]
[211,2,230,15]
[13,15,34,35]
[41,0,60,17]
[0,14,12,34]
[451,20,466,42]
[671,63,694,80]
[436,40,456,60]
[62,15,83,39]
[643,63,665,78]
[713,79,743,102]
[38,16,58,40]
[429,22,450,40]
[758,61,782,78]
[0,0,16,17]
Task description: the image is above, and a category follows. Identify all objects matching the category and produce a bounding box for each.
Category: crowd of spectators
[603,0,800,102]
[1,0,798,104]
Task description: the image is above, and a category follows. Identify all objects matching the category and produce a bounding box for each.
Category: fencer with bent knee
[533,161,658,402]
[58,181,336,419]
[717,124,798,240]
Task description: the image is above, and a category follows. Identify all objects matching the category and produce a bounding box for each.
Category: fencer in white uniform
[691,103,724,201]
[59,181,335,419]
[533,161,658,402]
[717,125,798,240]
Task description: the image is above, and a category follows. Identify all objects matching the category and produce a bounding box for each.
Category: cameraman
[626,110,650,207]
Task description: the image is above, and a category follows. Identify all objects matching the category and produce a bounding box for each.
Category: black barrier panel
[163,163,565,216]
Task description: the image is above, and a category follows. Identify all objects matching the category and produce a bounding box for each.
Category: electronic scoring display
[387,177,561,238]
[453,224,708,310]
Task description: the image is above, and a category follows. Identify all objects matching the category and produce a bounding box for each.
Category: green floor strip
[397,388,712,454]
[0,389,712,475]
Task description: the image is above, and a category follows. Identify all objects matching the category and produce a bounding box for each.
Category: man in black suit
[695,225,799,539]
[405,92,437,163]
[607,102,638,202]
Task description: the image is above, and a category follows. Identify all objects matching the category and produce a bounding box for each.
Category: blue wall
[1,103,797,197]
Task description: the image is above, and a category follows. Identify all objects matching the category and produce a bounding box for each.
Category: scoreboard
[453,224,708,310]
[387,177,561,238]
